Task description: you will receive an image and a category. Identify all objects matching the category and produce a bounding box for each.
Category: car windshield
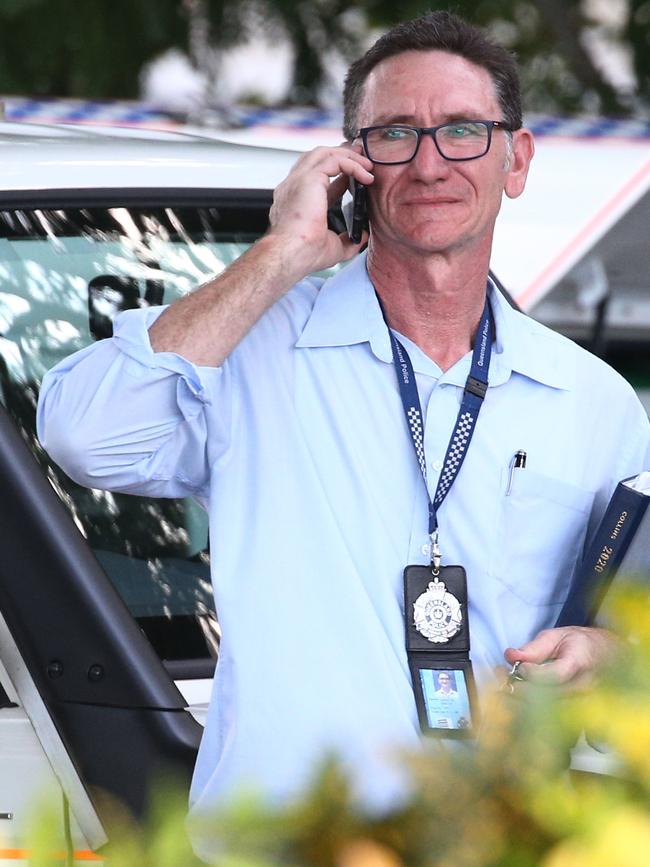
[0,200,270,667]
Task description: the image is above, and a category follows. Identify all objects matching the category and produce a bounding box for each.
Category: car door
[0,190,274,861]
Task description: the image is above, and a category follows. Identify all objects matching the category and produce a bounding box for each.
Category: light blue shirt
[37,252,650,816]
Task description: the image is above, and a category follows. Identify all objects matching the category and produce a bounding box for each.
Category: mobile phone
[345,181,368,244]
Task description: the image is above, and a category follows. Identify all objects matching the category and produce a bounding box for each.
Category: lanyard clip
[430,530,441,577]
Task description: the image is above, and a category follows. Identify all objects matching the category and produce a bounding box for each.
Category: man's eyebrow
[369,114,417,126]
[368,111,488,126]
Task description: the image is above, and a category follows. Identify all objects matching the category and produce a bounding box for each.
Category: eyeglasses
[357,120,516,164]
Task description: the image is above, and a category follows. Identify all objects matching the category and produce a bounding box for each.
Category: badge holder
[404,545,479,738]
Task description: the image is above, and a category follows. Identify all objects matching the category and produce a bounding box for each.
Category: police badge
[413,579,462,643]
[404,564,469,654]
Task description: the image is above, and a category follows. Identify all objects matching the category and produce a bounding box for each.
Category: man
[435,673,457,698]
[428,671,467,730]
[37,10,649,825]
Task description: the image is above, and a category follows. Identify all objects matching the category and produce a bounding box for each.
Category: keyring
[505,660,525,694]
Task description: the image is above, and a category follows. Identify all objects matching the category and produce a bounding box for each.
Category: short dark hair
[342,11,522,140]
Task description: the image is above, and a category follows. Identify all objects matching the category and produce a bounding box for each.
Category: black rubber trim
[163,657,217,681]
[0,187,274,210]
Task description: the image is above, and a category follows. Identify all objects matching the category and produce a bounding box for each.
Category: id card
[409,655,478,738]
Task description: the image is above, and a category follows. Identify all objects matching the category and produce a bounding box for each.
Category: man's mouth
[405,197,461,206]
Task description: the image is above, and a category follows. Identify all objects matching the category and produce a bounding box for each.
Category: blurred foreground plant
[27,583,650,867]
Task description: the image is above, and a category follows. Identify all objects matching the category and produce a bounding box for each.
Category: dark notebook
[556,473,650,627]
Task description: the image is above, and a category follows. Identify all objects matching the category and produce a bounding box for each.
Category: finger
[503,647,522,666]
[504,628,567,666]
[336,156,374,185]
[339,140,365,154]
[519,658,573,685]
[520,661,597,692]
[295,146,374,179]
[326,172,351,206]
[337,229,369,259]
[504,646,544,667]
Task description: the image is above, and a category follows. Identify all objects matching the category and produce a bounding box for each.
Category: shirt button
[432,459,443,471]
[421,543,431,556]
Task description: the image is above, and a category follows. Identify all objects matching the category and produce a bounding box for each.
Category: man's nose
[409,132,451,179]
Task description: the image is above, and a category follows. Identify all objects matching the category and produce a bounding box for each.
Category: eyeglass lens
[365,122,491,163]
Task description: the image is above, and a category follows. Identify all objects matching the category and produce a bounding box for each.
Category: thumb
[504,629,563,667]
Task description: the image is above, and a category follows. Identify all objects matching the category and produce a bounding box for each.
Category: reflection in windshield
[0,204,262,663]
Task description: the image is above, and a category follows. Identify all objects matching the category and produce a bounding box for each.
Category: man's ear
[504,129,535,200]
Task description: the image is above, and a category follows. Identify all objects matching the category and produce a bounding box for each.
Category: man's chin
[369,220,481,258]
[394,216,470,251]
[401,232,467,256]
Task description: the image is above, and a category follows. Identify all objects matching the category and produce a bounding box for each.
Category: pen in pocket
[506,449,527,495]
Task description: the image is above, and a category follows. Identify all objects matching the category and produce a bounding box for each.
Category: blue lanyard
[386,298,493,567]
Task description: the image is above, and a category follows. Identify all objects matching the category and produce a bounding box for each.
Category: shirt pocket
[490,468,595,606]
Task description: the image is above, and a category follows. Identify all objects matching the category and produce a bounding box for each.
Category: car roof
[0,121,300,193]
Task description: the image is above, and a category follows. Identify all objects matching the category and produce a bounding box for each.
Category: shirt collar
[295,252,571,391]
[488,278,571,391]
[295,252,393,362]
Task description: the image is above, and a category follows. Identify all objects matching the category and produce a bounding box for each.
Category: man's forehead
[357,49,500,126]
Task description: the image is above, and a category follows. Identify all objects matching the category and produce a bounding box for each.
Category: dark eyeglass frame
[356,120,517,165]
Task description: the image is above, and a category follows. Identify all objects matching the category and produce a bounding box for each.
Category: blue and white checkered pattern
[406,406,426,480]
[230,110,650,139]
[1,97,175,127]
[434,411,475,506]
[3,99,650,139]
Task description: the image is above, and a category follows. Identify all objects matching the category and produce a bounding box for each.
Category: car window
[0,201,269,667]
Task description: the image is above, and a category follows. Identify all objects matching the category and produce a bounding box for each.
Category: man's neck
[367,243,491,372]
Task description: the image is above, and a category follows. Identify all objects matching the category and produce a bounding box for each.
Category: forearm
[149,233,312,367]
[150,143,374,367]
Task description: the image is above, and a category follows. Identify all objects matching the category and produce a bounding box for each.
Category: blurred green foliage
[364,0,633,116]
[0,0,186,100]
[0,0,648,116]
[25,583,650,867]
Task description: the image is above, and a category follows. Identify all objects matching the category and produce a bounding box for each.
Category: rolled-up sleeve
[37,306,229,499]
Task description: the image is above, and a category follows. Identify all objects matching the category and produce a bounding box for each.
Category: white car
[0,121,301,864]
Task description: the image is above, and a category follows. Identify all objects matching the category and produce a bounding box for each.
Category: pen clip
[506,450,527,496]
